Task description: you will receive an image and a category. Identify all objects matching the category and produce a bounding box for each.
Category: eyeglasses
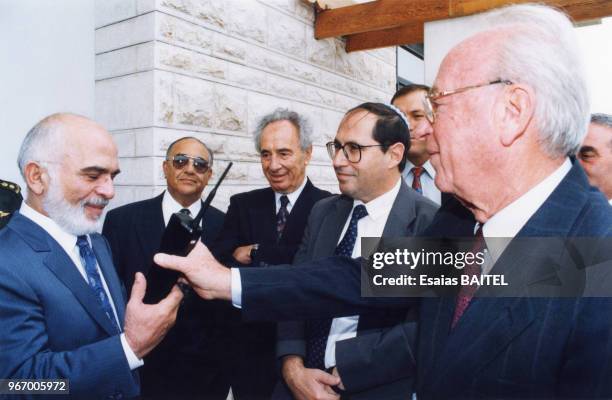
[326,141,385,163]
[423,79,513,124]
[167,154,210,173]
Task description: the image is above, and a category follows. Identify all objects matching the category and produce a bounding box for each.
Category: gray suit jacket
[275,179,438,399]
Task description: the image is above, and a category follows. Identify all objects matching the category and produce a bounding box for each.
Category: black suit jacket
[102,192,228,399]
[211,179,331,266]
[239,163,612,398]
[209,178,331,397]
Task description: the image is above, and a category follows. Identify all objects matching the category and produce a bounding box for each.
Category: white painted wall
[0,0,94,188]
[424,15,612,115]
[397,47,425,85]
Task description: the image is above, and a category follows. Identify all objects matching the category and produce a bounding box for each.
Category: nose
[96,175,115,199]
[268,154,282,171]
[412,120,433,140]
[332,147,349,168]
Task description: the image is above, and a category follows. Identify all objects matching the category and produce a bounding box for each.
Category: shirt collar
[19,201,81,248]
[354,177,402,221]
[162,191,202,225]
[275,176,308,207]
[405,160,436,179]
[483,158,572,238]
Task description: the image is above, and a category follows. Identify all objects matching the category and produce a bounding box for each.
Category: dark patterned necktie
[411,166,424,194]
[276,195,289,241]
[451,224,485,329]
[305,204,369,369]
[76,235,120,333]
[179,208,191,216]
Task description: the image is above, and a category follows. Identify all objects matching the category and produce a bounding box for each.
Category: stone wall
[95,0,397,211]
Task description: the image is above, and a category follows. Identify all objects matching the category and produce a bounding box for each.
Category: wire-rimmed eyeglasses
[423,79,513,124]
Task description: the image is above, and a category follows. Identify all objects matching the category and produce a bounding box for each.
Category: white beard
[42,170,107,236]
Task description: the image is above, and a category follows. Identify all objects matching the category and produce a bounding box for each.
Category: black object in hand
[143,162,233,304]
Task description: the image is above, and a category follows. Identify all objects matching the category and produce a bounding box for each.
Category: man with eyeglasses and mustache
[103,136,227,399]
[0,113,183,398]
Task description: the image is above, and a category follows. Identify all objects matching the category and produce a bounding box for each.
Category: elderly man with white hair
[154,4,612,398]
[0,113,183,398]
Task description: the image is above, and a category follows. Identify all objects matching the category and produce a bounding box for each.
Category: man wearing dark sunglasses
[103,136,228,399]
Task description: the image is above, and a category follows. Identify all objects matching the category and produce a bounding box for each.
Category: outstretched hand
[154,241,232,301]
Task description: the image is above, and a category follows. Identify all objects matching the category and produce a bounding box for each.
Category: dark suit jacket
[209,178,331,397]
[0,212,140,399]
[275,180,438,399]
[102,192,227,399]
[211,179,331,266]
[238,163,612,398]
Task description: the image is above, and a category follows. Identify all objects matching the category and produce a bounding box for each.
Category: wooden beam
[346,22,423,52]
[316,0,612,39]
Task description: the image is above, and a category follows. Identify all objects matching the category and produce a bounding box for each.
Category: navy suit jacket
[0,212,139,399]
[239,163,612,398]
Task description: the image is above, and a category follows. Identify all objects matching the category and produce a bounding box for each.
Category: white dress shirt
[402,160,441,205]
[162,190,202,227]
[19,202,143,370]
[323,178,402,368]
[479,158,572,273]
[274,176,308,214]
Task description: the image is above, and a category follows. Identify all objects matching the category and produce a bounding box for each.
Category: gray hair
[166,136,214,167]
[591,113,612,129]
[253,108,313,153]
[472,4,590,157]
[17,113,69,178]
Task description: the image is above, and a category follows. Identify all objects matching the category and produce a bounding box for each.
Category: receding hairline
[166,137,212,162]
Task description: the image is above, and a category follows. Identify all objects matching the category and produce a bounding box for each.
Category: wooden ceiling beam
[316,0,612,39]
[346,22,424,52]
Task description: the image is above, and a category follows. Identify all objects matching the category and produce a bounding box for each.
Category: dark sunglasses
[167,154,210,173]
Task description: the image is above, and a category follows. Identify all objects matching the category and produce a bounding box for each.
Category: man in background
[103,136,227,399]
[578,113,612,203]
[211,109,330,399]
[391,84,444,205]
[0,113,182,398]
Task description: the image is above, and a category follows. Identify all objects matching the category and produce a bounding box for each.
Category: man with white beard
[0,113,183,398]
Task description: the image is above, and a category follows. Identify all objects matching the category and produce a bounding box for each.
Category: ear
[386,142,405,169]
[303,145,313,165]
[162,160,170,178]
[24,162,48,196]
[497,83,534,147]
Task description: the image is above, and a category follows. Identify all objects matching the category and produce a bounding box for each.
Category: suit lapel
[280,179,315,244]
[250,188,278,244]
[92,234,126,328]
[314,195,353,257]
[423,297,536,391]
[43,239,119,336]
[135,193,165,272]
[382,181,416,237]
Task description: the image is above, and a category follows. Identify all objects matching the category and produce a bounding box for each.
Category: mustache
[83,197,110,208]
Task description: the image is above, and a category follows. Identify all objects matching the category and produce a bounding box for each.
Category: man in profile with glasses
[103,136,227,399]
[274,102,437,400]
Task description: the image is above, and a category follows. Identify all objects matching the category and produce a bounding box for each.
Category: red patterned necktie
[411,166,424,194]
[451,224,485,329]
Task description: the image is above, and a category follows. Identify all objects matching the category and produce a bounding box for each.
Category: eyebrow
[81,166,121,178]
[579,146,596,153]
